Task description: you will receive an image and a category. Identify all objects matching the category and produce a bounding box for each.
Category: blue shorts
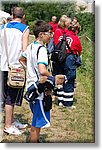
[30,100,50,128]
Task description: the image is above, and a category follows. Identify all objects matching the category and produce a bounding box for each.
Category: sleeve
[71,36,82,55]
[37,46,48,67]
[75,37,82,55]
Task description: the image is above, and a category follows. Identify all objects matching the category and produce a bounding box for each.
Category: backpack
[51,33,68,63]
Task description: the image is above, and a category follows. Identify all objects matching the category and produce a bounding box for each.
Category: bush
[75,13,95,41]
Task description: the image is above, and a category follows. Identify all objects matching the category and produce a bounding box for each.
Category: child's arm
[38,63,52,76]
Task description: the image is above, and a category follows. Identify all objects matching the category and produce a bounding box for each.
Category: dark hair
[68,21,81,33]
[33,20,52,38]
[11,7,24,19]
[7,17,12,21]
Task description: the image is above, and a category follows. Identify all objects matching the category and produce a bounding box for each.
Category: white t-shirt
[0,21,29,71]
[22,42,48,89]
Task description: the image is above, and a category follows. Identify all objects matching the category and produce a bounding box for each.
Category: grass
[0,35,95,143]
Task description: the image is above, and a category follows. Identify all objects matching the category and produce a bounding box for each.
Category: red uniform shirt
[66,30,82,55]
[54,28,82,55]
[54,27,65,45]
[49,22,58,33]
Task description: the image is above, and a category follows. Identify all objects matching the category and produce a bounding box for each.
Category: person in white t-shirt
[19,20,65,143]
[0,7,29,135]
[19,20,52,143]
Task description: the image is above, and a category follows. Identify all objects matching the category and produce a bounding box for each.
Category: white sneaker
[4,125,22,135]
[71,105,76,109]
[12,120,28,129]
[59,102,63,106]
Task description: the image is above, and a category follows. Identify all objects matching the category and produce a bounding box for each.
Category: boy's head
[33,20,52,44]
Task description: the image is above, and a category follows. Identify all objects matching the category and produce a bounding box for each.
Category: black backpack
[51,33,82,67]
[51,33,68,63]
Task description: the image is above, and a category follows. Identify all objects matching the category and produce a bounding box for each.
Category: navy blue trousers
[52,54,76,106]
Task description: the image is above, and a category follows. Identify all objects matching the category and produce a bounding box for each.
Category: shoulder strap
[30,44,43,80]
[63,33,66,41]
[4,23,9,66]
[37,45,43,60]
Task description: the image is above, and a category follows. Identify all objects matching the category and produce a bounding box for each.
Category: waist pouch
[7,67,25,88]
[43,95,52,112]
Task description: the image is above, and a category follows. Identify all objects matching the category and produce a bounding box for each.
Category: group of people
[0,6,82,143]
[49,15,82,107]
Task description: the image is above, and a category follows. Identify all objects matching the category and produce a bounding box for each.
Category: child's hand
[39,76,47,83]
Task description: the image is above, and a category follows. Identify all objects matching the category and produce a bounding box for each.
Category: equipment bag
[51,33,67,63]
[7,67,25,88]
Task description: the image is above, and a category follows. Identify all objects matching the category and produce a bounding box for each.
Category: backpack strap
[37,45,43,60]
[30,44,43,80]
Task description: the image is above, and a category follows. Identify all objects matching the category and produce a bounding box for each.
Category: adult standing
[52,15,72,106]
[0,17,7,109]
[0,7,29,135]
[63,21,82,107]
[53,18,82,107]
[47,16,58,54]
[49,16,58,34]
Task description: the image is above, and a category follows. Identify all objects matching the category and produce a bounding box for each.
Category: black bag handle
[31,44,43,80]
[37,45,43,60]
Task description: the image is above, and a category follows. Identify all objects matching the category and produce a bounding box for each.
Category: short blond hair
[58,15,71,29]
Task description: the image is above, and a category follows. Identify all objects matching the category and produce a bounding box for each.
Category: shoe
[12,120,28,129]
[70,105,76,109]
[58,102,63,106]
[4,125,22,135]
[62,105,76,109]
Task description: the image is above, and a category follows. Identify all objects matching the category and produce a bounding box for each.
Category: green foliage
[78,35,94,87]
[17,2,77,34]
[75,13,95,41]
[2,2,94,40]
[18,2,77,22]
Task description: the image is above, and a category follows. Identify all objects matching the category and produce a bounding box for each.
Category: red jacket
[54,28,82,55]
[66,30,82,55]
[49,22,58,33]
[54,27,65,45]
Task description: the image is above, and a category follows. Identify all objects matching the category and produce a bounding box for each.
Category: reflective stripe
[39,100,50,128]
[63,97,73,101]
[57,91,64,95]
[63,92,74,96]
[57,97,63,100]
